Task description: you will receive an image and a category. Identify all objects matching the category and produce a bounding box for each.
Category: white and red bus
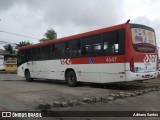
[17,23,158,86]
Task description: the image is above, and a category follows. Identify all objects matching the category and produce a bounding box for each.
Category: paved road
[0,74,160,120]
[0,74,119,110]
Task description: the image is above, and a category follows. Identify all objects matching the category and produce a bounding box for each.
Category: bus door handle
[77,71,81,73]
[51,71,54,72]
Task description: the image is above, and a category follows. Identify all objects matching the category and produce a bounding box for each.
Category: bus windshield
[131,26,156,52]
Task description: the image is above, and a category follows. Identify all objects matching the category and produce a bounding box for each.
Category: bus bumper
[126,71,158,81]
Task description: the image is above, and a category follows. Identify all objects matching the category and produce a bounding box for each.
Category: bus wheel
[66,71,77,87]
[25,70,33,82]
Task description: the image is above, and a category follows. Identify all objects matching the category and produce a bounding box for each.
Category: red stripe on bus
[70,55,125,64]
[67,54,157,65]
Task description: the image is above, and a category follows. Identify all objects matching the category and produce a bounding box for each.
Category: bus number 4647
[106,57,117,63]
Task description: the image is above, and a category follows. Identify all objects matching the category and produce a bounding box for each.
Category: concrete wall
[0,56,4,70]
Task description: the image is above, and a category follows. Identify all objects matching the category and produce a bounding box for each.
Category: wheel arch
[24,69,30,77]
[65,68,76,81]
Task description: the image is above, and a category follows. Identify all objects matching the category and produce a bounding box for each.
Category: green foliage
[39,38,48,43]
[39,29,57,42]
[45,29,57,40]
[3,44,15,54]
[15,40,32,50]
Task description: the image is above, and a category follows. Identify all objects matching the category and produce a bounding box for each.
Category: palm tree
[15,41,32,50]
[39,29,57,42]
[39,38,48,43]
[45,29,57,40]
[3,44,14,54]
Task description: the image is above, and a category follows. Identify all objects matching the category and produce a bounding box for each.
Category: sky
[0,0,160,49]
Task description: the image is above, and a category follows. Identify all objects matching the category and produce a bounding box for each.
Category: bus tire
[66,71,77,87]
[25,70,33,82]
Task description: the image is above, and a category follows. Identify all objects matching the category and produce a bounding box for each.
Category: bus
[4,54,17,72]
[17,23,158,87]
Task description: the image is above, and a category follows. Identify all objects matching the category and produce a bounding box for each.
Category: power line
[0,41,9,44]
[0,29,40,40]
[142,0,159,12]
[0,41,16,45]
[0,37,17,42]
[0,37,17,45]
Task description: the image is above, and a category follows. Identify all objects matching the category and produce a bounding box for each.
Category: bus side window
[51,44,56,59]
[40,45,51,60]
[82,47,87,56]
[26,49,31,61]
[91,35,102,55]
[103,42,109,54]
[30,47,41,60]
[67,39,81,58]
[65,42,71,58]
[31,48,38,60]
[103,31,119,55]
[81,37,92,56]
[55,42,65,59]
[81,34,102,56]
[37,48,41,59]
[118,29,125,54]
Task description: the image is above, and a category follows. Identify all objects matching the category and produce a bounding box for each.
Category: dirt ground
[0,74,160,120]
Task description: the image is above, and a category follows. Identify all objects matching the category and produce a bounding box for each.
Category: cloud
[0,0,19,12]
[0,0,126,38]
[24,0,125,39]
[44,0,126,29]
[0,0,159,49]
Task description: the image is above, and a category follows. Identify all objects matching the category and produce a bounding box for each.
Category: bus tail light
[157,57,159,71]
[130,58,135,72]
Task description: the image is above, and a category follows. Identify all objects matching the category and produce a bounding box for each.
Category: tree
[45,29,57,40]
[15,41,32,50]
[3,44,14,54]
[39,38,47,43]
[39,29,57,42]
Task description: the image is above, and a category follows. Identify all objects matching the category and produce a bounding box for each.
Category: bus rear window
[131,27,156,52]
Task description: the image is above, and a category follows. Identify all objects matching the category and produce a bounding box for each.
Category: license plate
[144,75,150,78]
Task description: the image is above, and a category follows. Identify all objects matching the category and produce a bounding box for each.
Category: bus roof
[19,23,127,50]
